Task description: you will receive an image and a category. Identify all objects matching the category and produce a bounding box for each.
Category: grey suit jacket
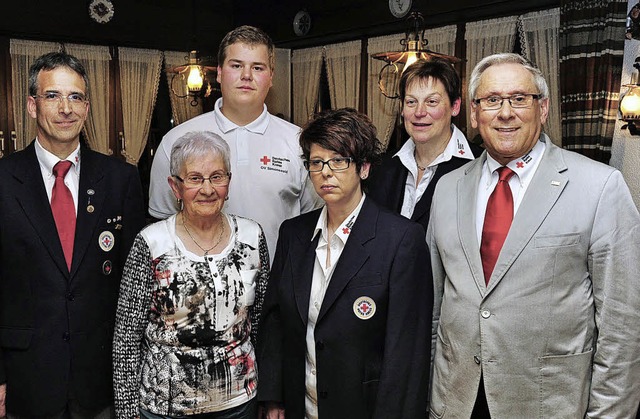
[427,135,640,418]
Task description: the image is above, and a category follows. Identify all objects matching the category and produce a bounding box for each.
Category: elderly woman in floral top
[113,131,268,419]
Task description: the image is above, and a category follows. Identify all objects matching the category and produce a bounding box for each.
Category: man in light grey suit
[427,53,640,418]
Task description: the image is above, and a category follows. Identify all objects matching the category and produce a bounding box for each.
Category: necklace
[182,213,225,256]
[414,151,427,171]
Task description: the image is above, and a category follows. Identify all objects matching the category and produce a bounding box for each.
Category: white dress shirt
[394,124,473,218]
[304,194,366,419]
[34,139,80,214]
[475,139,546,244]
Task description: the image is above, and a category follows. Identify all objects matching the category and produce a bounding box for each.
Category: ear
[470,103,479,129]
[168,176,182,200]
[216,65,222,84]
[451,98,462,117]
[539,97,550,125]
[359,162,371,179]
[27,95,37,119]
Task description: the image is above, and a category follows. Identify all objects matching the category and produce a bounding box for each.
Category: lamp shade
[620,85,640,120]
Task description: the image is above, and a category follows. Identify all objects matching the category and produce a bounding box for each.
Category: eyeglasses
[473,94,542,110]
[174,173,231,188]
[32,92,88,106]
[304,157,353,172]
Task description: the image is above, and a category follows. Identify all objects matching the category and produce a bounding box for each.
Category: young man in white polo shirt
[149,25,321,259]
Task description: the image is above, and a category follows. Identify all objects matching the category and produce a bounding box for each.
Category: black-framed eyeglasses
[473,93,542,110]
[174,173,232,188]
[304,157,353,172]
[32,92,88,106]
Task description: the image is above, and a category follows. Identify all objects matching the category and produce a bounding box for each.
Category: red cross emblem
[342,227,350,234]
[260,156,271,165]
[458,149,465,155]
[516,161,524,169]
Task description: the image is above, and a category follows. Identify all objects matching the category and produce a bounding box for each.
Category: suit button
[66,292,74,301]
[62,332,70,341]
[319,391,328,399]
[316,341,324,350]
[474,355,481,364]
[481,310,491,319]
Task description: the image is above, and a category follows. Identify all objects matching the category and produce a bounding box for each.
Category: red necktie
[52,161,76,271]
[480,167,515,284]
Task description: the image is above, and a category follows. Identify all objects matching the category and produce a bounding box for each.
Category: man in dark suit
[0,52,145,418]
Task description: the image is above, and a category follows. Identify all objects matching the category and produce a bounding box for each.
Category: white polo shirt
[148,98,322,260]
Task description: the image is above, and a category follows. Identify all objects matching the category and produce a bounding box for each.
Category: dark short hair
[399,59,461,105]
[300,108,383,174]
[217,25,275,70]
[28,51,89,97]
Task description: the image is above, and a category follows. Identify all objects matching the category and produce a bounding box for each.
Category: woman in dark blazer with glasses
[257,108,432,419]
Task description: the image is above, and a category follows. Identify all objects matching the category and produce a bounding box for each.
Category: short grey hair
[468,53,549,101]
[170,131,231,176]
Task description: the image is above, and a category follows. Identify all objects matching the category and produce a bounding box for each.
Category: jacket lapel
[12,143,70,276]
[456,155,487,294]
[70,148,106,277]
[317,198,376,323]
[487,139,568,291]
[291,212,322,325]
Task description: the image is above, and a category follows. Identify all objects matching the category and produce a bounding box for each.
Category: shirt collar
[214,97,269,134]
[484,138,546,183]
[34,138,81,177]
[312,194,366,244]
[394,124,474,171]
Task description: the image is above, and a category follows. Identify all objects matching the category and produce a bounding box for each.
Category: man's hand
[260,401,285,419]
[0,383,6,418]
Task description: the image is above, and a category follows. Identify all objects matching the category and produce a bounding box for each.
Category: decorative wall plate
[293,10,311,36]
[389,0,412,18]
[89,0,115,24]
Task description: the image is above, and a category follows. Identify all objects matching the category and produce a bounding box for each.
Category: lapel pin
[87,189,95,195]
[115,223,122,230]
[353,296,376,320]
[102,260,112,275]
[551,181,561,186]
[87,205,95,213]
[99,231,115,252]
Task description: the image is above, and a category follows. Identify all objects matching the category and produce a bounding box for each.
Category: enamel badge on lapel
[86,189,95,213]
[99,231,115,252]
[102,260,112,275]
[353,296,376,320]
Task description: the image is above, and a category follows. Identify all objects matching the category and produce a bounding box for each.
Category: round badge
[98,231,115,252]
[87,204,95,213]
[102,260,112,275]
[353,296,376,320]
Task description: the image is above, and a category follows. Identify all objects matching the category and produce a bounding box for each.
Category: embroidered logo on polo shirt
[259,155,290,174]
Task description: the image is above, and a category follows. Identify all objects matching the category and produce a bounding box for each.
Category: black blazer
[258,197,432,419]
[367,142,483,230]
[0,142,145,416]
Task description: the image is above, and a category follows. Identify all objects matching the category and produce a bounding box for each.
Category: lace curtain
[292,46,324,127]
[9,39,61,151]
[163,50,203,126]
[519,8,562,145]
[560,0,627,163]
[325,40,362,110]
[118,47,163,164]
[64,43,111,154]
[465,16,519,141]
[265,48,292,121]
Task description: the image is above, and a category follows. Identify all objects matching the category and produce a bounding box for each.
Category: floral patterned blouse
[113,213,269,418]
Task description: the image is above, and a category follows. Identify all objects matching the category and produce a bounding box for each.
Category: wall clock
[293,10,311,36]
[89,0,115,24]
[389,0,412,18]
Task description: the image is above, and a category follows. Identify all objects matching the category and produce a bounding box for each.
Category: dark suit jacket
[367,142,483,230]
[0,142,145,416]
[258,197,432,419]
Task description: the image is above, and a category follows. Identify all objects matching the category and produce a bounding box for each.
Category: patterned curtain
[560,0,627,163]
[292,46,324,127]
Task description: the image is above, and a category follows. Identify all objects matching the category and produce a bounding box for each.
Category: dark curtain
[559,0,627,163]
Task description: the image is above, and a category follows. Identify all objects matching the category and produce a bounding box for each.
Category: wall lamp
[168,51,217,106]
[620,57,640,135]
[372,11,461,99]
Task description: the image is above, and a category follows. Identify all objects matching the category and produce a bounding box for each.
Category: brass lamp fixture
[169,51,217,106]
[372,11,461,99]
[620,57,640,135]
